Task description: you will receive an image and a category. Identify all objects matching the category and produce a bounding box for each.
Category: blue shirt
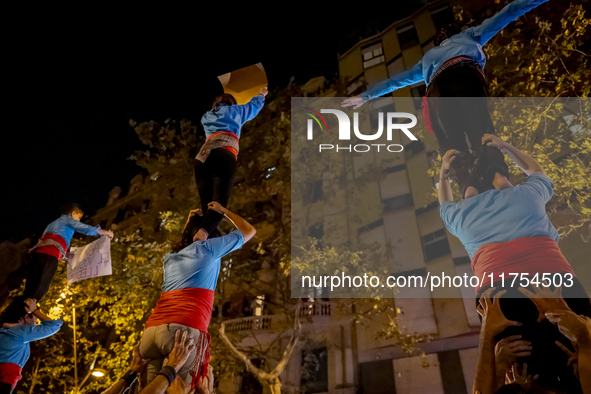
[201,95,265,138]
[0,320,63,367]
[43,215,101,248]
[161,230,246,292]
[440,173,559,259]
[361,0,549,101]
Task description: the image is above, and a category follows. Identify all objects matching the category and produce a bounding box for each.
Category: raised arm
[206,202,256,243]
[231,87,267,123]
[438,149,458,204]
[64,215,111,237]
[463,0,550,45]
[482,134,544,176]
[342,61,423,109]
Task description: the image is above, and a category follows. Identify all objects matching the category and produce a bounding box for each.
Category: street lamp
[75,357,106,393]
[91,368,107,377]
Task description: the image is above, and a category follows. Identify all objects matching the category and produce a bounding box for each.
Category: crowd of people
[1,0,588,393]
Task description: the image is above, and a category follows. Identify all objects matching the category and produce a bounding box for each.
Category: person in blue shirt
[194,87,268,241]
[24,203,113,301]
[342,0,550,198]
[0,297,63,393]
[139,202,256,388]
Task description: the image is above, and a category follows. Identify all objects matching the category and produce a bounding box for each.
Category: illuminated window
[362,42,385,69]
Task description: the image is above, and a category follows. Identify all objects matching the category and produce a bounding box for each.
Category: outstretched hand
[24,298,38,313]
[259,86,269,97]
[341,96,365,109]
[130,344,151,374]
[477,288,521,337]
[518,285,570,322]
[556,340,580,379]
[207,201,225,214]
[546,310,591,346]
[482,134,507,150]
[167,330,196,372]
[495,335,532,370]
[440,149,459,180]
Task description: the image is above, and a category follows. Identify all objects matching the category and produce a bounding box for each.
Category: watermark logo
[303,108,418,152]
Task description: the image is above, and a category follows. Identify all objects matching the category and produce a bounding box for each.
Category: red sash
[30,233,68,260]
[206,131,239,159]
[472,236,575,293]
[145,288,214,389]
[0,363,22,388]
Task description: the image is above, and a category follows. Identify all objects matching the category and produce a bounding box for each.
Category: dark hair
[171,214,223,253]
[62,203,84,216]
[0,296,29,325]
[211,94,237,113]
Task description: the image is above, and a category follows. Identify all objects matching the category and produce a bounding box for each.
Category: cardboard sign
[218,63,268,105]
[66,236,112,285]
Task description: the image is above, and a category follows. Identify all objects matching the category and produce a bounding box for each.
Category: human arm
[463,0,550,45]
[474,288,521,394]
[206,202,256,243]
[438,149,458,204]
[24,298,53,322]
[139,330,195,394]
[494,335,532,388]
[96,229,114,238]
[100,344,151,394]
[63,215,104,236]
[341,61,423,107]
[231,89,266,123]
[482,134,544,176]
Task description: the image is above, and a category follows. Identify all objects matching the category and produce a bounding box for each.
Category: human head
[1,296,37,327]
[62,203,84,221]
[211,94,237,113]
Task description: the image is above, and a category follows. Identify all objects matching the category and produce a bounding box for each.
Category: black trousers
[427,64,509,196]
[22,252,58,301]
[193,148,237,236]
[0,382,13,394]
[475,277,591,393]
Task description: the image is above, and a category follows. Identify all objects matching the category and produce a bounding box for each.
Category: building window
[362,42,385,69]
[301,347,328,393]
[397,23,420,50]
[404,140,425,159]
[303,180,323,205]
[309,222,324,239]
[253,295,265,316]
[422,228,451,261]
[383,193,414,213]
[430,5,454,30]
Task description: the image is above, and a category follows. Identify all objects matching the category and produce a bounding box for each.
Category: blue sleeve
[522,172,553,203]
[64,216,100,236]
[203,230,246,260]
[230,95,265,124]
[439,201,461,237]
[17,320,63,342]
[361,61,424,101]
[463,0,550,45]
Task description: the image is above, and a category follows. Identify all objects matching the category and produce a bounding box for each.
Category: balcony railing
[224,316,273,333]
[299,301,331,317]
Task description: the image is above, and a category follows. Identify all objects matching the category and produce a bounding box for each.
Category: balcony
[224,315,274,333]
[299,301,331,317]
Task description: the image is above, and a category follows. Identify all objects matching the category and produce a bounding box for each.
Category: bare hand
[477,288,521,337]
[259,86,269,97]
[207,201,225,214]
[440,149,459,180]
[556,340,579,379]
[188,209,203,218]
[24,298,38,313]
[482,134,507,150]
[546,310,591,346]
[130,344,150,374]
[495,335,532,369]
[518,285,570,322]
[197,365,214,394]
[341,96,365,109]
[167,375,191,394]
[167,330,196,372]
[507,363,537,388]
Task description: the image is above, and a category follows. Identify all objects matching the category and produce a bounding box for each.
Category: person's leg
[139,325,165,383]
[22,252,59,301]
[194,158,214,213]
[0,382,13,394]
[199,149,237,235]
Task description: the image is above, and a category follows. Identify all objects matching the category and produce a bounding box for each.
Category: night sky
[1,3,428,243]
